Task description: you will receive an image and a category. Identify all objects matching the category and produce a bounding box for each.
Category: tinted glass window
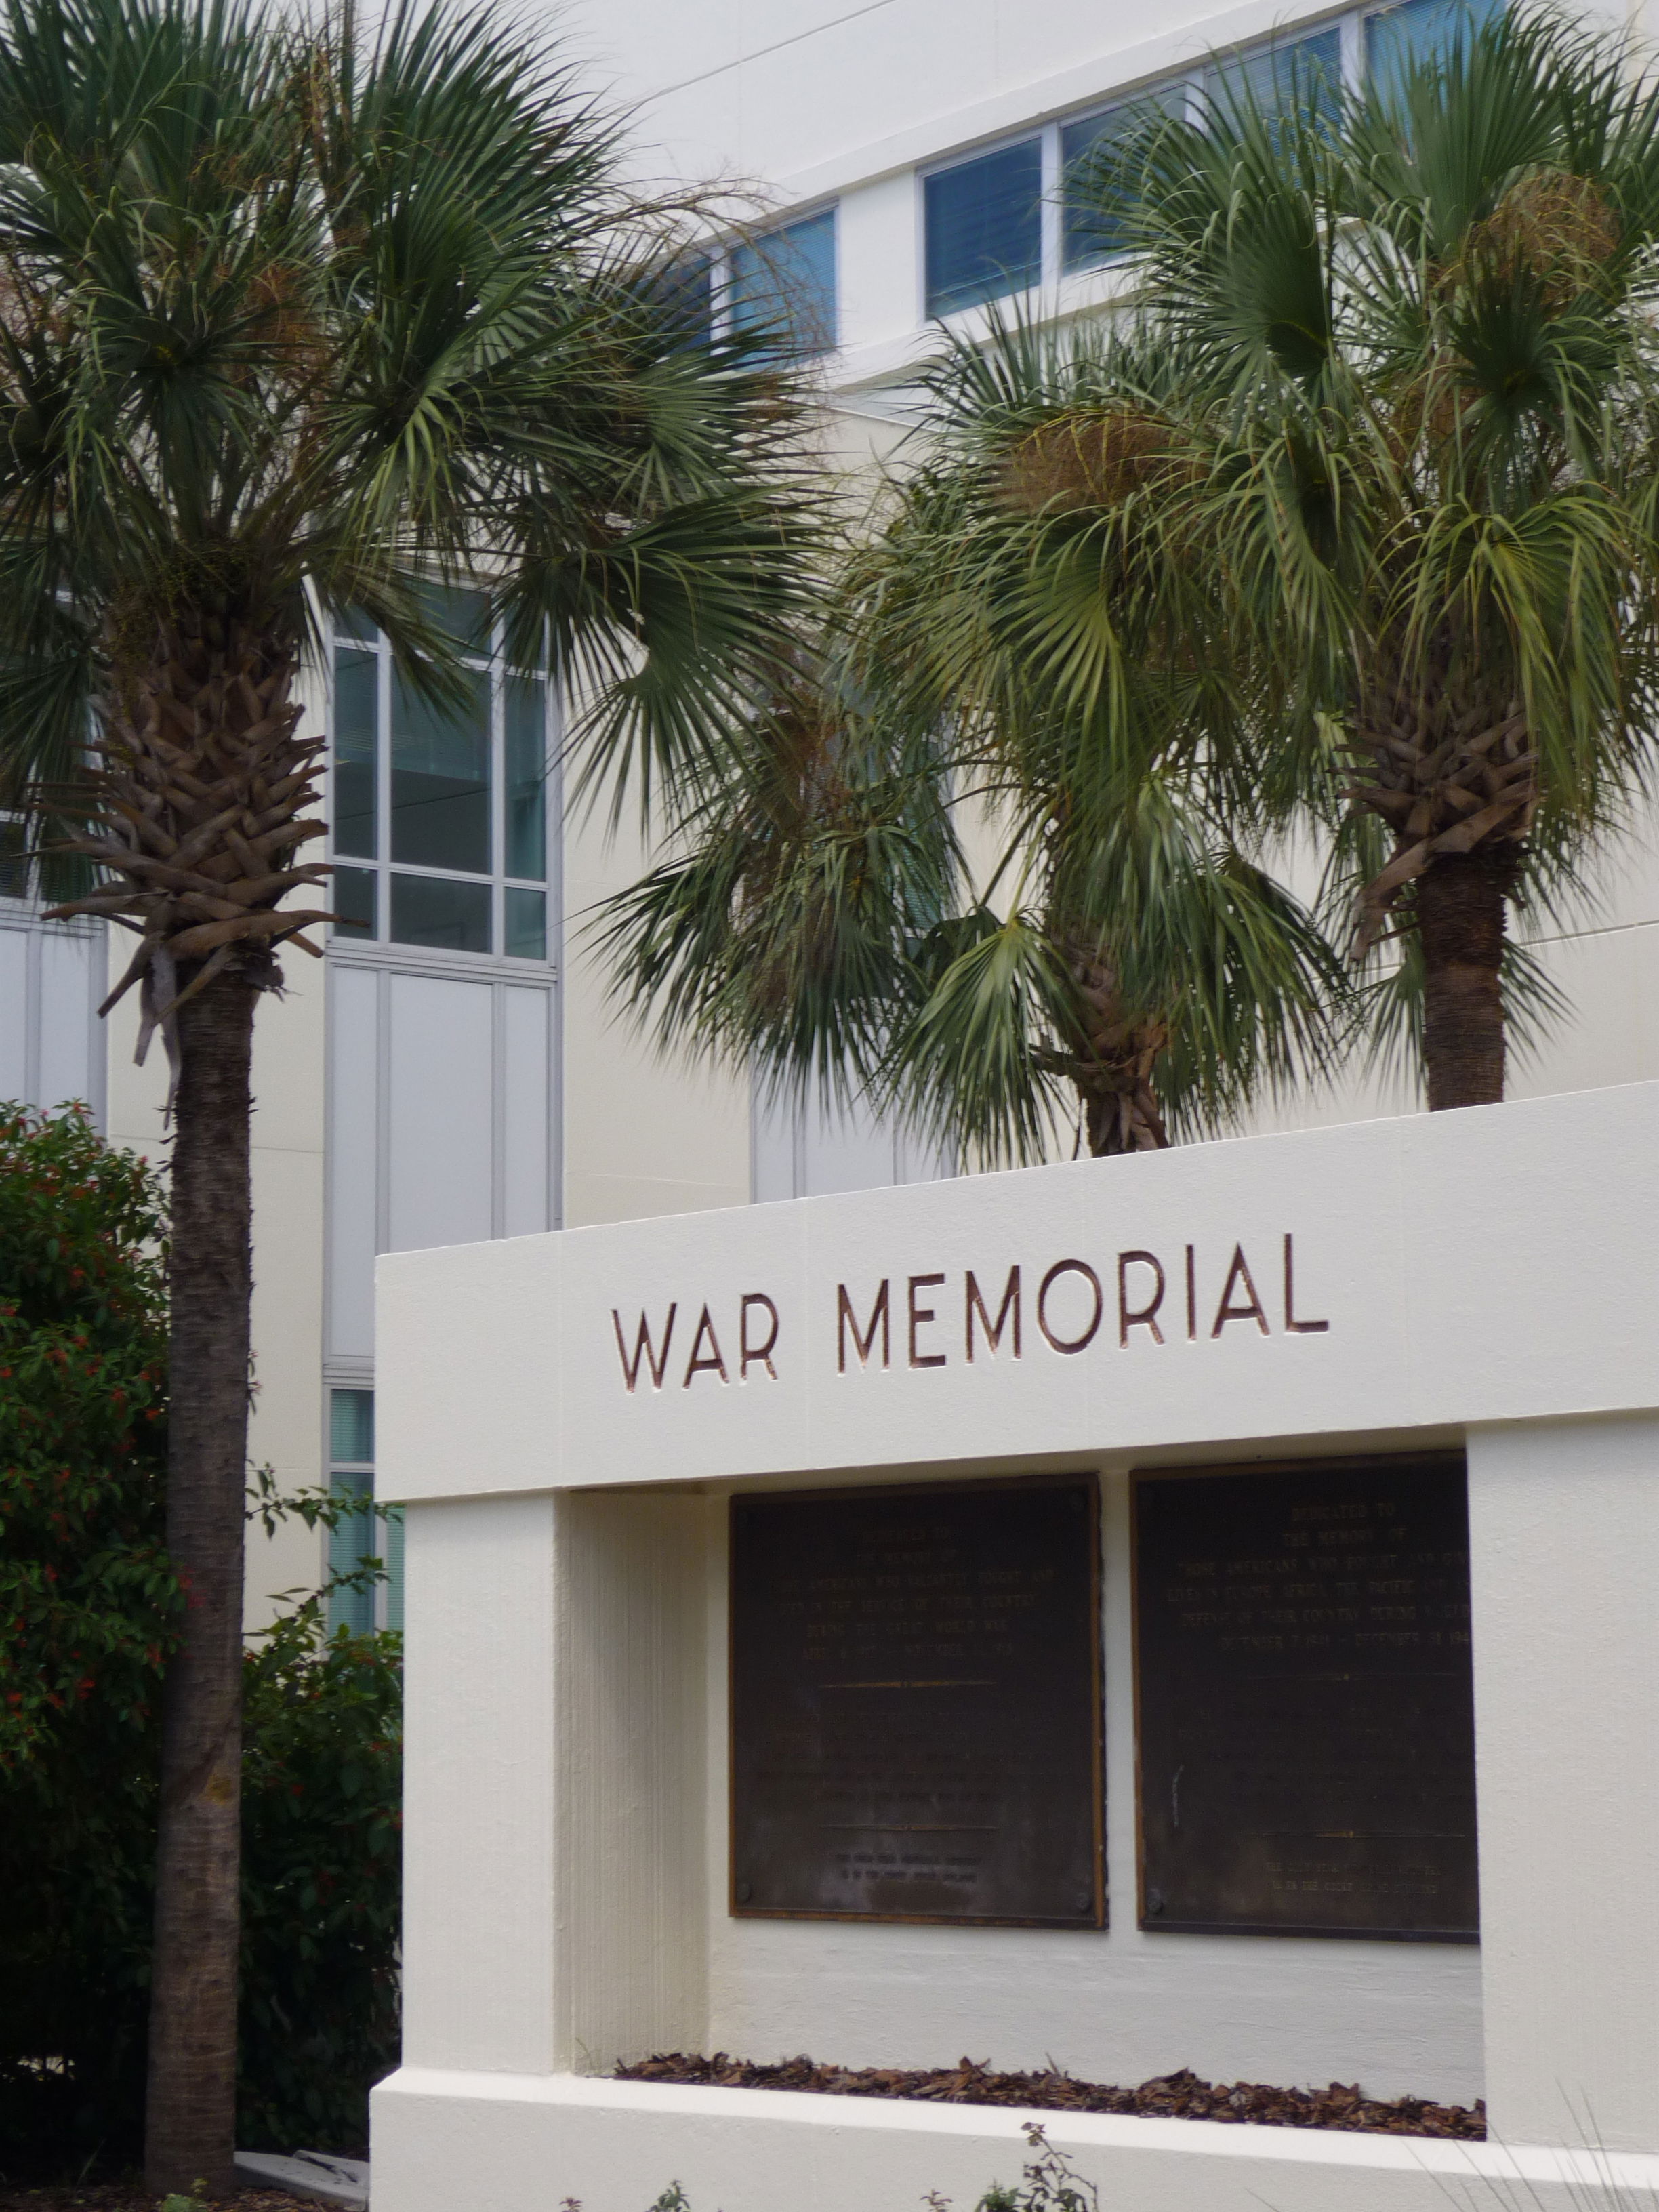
[731,208,837,355]
[1367,0,1502,100]
[329,865,376,940]
[1063,87,1186,269]
[389,873,492,954]
[505,886,547,961]
[1208,26,1343,125]
[506,674,548,882]
[647,252,714,346]
[390,667,491,874]
[333,648,378,859]
[924,139,1042,317]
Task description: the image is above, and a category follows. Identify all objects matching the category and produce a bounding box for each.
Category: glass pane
[391,666,491,872]
[330,1386,375,1463]
[504,886,546,961]
[0,818,30,899]
[390,872,492,953]
[1209,27,1343,126]
[327,1466,376,1638]
[384,1507,405,1635]
[333,648,378,859]
[413,579,491,655]
[336,605,380,643]
[506,674,548,881]
[1367,0,1502,101]
[1063,87,1186,269]
[647,251,714,346]
[329,864,377,940]
[731,207,838,356]
[924,140,1042,318]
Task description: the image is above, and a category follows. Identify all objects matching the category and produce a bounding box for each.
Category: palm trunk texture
[42,606,329,2196]
[1064,938,1172,1155]
[1416,851,1509,1111]
[146,970,256,2198]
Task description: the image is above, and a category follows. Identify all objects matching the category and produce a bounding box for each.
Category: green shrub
[0,1105,402,2175]
[0,1104,176,2169]
[239,1581,402,2150]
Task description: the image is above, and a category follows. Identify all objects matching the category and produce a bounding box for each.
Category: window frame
[916,0,1480,315]
[324,1382,402,1637]
[917,128,1050,321]
[326,598,557,971]
[684,201,842,361]
[727,203,841,357]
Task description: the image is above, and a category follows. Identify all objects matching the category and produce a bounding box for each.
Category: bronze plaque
[730,1478,1103,1926]
[1134,1458,1477,1940]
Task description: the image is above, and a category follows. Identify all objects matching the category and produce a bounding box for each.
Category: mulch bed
[616,2053,1486,2139]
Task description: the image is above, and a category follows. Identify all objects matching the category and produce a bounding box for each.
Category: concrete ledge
[371,2068,1655,2212]
[233,2150,369,2209]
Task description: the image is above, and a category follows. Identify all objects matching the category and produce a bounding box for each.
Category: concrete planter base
[373,2068,1652,2212]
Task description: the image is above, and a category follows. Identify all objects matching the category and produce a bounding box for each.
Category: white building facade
[6,0,1659,1620]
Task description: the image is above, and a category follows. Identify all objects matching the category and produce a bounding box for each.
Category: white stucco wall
[377,1084,1659,2212]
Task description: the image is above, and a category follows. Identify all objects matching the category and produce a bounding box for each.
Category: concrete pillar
[401,1494,559,2072]
[552,1489,710,2072]
[1469,1413,1659,2150]
[399,1488,708,2083]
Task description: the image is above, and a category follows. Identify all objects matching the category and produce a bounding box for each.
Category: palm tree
[1064,9,1659,1107]
[0,0,819,2186]
[600,327,1347,1166]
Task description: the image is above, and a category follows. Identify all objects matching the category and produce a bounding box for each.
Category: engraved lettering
[684,1303,729,1387]
[1118,1250,1166,1346]
[611,1303,678,1393]
[1185,1244,1197,1341]
[1037,1259,1103,1355]
[908,1273,947,1368]
[1211,1244,1269,1336]
[966,1265,1021,1361]
[838,1279,891,1372]
[1284,1233,1329,1334]
[740,1292,781,1380]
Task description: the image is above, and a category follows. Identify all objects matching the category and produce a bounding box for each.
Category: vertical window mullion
[1340,9,1364,89]
[491,630,505,958]
[1040,122,1062,291]
[375,632,392,939]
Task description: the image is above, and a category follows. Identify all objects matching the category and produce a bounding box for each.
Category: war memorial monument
[370,1082,1659,2212]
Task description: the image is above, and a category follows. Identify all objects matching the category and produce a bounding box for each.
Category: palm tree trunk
[146,968,256,2198]
[1416,849,1509,1111]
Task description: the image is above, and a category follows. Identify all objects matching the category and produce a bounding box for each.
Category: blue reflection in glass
[731,208,838,356]
[924,139,1042,318]
[1367,0,1503,103]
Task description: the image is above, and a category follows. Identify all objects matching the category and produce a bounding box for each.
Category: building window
[1046,5,1509,298]
[1366,0,1502,96]
[329,584,552,963]
[647,210,839,359]
[0,817,33,901]
[1205,23,1345,121]
[1061,88,1185,271]
[327,1386,402,1636]
[732,207,838,356]
[924,138,1044,318]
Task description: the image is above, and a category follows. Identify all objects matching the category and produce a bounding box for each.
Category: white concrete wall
[1470,1412,1659,2152]
[562,806,750,1228]
[377,1087,1659,2212]
[378,1083,1659,1502]
[374,2070,1659,2212]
